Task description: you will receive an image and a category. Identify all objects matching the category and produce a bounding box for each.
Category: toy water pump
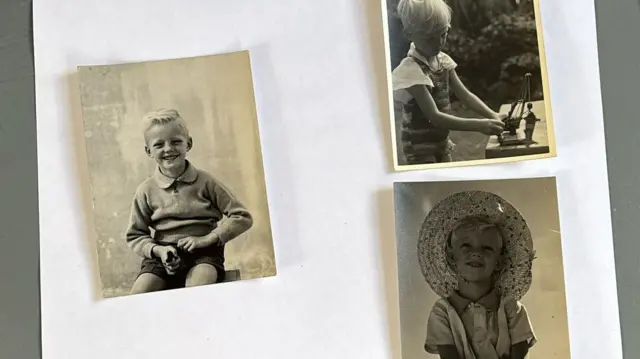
[498,73,541,146]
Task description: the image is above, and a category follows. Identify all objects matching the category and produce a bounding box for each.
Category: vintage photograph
[393,177,570,358]
[383,0,556,170]
[77,51,276,298]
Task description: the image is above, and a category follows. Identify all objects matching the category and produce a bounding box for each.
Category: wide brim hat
[417,191,535,301]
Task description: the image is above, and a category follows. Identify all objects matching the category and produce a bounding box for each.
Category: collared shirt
[425,289,536,359]
[125,161,253,259]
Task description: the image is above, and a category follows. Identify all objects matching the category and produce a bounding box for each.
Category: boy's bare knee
[130,273,166,295]
[185,264,218,287]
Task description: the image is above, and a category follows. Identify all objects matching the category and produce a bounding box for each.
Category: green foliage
[444,1,543,109]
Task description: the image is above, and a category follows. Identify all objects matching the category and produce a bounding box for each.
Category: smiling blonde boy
[125,109,253,294]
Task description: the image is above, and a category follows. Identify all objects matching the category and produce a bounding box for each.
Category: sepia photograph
[393,177,570,358]
[77,51,276,298]
[383,0,556,170]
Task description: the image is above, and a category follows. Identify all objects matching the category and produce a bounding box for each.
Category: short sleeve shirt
[425,291,537,359]
[391,43,458,163]
[392,43,457,112]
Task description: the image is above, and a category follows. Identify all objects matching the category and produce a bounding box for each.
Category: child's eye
[171,140,182,145]
[483,246,495,252]
[153,143,163,148]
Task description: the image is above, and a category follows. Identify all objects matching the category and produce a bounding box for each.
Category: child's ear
[187,137,193,151]
[402,28,412,41]
[144,146,151,157]
[445,234,457,270]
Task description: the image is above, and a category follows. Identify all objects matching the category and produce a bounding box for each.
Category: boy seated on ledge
[125,109,253,294]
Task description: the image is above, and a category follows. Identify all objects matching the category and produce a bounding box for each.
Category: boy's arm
[206,178,253,245]
[406,84,503,135]
[509,341,530,359]
[436,345,461,359]
[125,190,156,259]
[449,69,502,120]
[425,300,459,357]
[504,300,536,358]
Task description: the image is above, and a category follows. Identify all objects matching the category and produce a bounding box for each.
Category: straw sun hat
[417,191,536,301]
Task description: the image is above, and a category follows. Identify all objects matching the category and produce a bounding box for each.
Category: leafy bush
[444,1,543,109]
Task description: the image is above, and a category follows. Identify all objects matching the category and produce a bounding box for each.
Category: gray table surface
[0,1,40,358]
[596,1,639,357]
[0,0,636,358]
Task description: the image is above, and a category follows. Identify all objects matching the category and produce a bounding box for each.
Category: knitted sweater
[125,161,253,259]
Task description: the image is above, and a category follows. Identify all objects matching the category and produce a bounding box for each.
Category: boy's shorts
[138,244,226,288]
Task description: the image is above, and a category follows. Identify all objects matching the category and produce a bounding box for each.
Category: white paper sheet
[33,0,622,358]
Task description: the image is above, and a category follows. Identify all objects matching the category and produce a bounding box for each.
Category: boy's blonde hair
[397,0,452,36]
[142,108,190,137]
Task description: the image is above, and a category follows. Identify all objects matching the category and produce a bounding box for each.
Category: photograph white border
[380,0,557,171]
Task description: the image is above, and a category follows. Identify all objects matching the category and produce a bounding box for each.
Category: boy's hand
[493,112,508,122]
[152,245,181,273]
[477,118,505,136]
[177,234,221,253]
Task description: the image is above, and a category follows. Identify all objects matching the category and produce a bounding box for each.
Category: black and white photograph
[393,177,570,358]
[77,51,276,298]
[384,0,556,170]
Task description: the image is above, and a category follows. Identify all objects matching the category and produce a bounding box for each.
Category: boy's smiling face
[144,122,192,177]
[449,220,503,283]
